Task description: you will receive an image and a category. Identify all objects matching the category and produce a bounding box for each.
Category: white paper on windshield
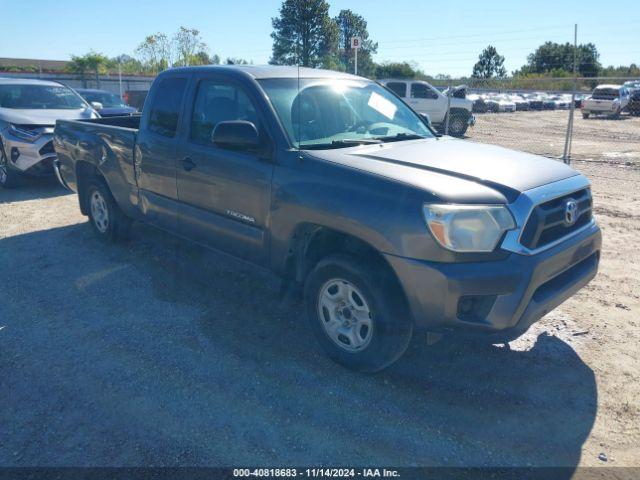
[367,91,397,119]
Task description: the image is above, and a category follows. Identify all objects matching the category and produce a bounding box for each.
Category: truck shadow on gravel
[0,178,71,203]
[0,222,597,470]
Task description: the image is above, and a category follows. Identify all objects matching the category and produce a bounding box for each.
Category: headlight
[8,124,42,142]
[423,204,515,252]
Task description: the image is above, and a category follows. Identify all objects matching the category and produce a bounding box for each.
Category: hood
[0,107,96,126]
[97,106,138,117]
[308,137,579,203]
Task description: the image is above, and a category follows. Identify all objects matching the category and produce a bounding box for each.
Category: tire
[447,111,469,137]
[582,112,590,119]
[304,254,413,372]
[86,180,131,242]
[0,145,20,188]
[610,108,621,119]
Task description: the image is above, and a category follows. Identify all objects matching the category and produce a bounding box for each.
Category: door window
[190,80,260,145]
[411,83,439,99]
[147,77,187,137]
[386,82,407,98]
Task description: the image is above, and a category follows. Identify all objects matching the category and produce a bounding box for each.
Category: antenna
[297,42,302,160]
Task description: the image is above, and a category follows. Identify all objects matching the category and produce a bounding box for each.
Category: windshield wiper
[373,133,427,143]
[301,138,382,150]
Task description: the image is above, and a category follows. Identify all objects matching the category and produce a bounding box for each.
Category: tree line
[2,0,637,87]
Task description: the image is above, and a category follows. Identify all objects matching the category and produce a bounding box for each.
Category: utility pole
[563,24,578,164]
[118,61,123,101]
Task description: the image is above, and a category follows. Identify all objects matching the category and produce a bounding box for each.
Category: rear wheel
[0,146,19,188]
[86,180,131,242]
[304,254,413,372]
[582,112,590,119]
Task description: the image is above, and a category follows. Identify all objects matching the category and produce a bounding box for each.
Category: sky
[1,0,638,77]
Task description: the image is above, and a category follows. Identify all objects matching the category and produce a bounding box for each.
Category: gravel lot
[1,111,638,468]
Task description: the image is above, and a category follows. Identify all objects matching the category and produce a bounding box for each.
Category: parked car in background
[582,85,630,119]
[123,90,148,111]
[627,89,640,116]
[468,94,488,113]
[492,94,516,112]
[380,79,475,136]
[0,78,98,188]
[511,94,530,111]
[574,93,587,109]
[53,65,601,372]
[623,80,640,92]
[75,89,138,117]
[524,93,544,111]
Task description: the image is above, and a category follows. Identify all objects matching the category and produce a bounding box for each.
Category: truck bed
[53,115,141,194]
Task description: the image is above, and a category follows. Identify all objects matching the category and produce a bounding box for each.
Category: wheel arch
[283,223,411,316]
[75,161,108,216]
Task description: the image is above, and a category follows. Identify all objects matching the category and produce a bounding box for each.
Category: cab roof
[165,64,363,80]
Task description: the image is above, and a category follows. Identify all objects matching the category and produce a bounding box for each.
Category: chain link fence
[425,76,640,165]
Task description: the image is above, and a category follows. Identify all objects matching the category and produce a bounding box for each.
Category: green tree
[523,42,601,77]
[226,57,250,65]
[334,9,377,77]
[135,33,172,73]
[67,51,112,87]
[270,0,338,68]
[471,45,506,78]
[173,26,208,67]
[112,54,144,74]
[374,61,420,79]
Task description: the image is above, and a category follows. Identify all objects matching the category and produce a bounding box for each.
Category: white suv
[379,79,474,137]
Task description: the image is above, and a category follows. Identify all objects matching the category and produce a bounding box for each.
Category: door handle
[182,157,196,171]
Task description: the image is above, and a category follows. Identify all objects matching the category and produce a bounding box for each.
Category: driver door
[175,76,274,266]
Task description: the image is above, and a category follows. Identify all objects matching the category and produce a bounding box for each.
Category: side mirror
[212,120,260,151]
[90,101,103,111]
[419,112,432,126]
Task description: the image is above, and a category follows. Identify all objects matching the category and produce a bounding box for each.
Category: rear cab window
[147,77,188,137]
[386,82,407,98]
[411,83,439,99]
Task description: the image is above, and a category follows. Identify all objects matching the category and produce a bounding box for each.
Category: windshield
[0,84,87,109]
[80,91,126,107]
[259,78,432,149]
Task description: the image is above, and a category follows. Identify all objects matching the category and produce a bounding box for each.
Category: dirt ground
[0,110,638,469]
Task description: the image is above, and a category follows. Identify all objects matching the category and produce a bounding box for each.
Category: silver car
[0,78,98,188]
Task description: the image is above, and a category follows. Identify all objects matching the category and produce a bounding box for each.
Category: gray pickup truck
[53,65,601,372]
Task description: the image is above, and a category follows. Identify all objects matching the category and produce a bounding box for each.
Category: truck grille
[520,188,592,250]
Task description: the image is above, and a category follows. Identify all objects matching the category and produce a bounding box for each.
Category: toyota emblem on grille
[564,199,578,226]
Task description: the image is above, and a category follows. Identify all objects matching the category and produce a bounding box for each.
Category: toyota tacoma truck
[378,79,474,137]
[53,66,601,372]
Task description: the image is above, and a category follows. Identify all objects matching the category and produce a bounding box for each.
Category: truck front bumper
[384,221,601,342]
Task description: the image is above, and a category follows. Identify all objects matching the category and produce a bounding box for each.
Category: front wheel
[86,181,131,242]
[304,254,413,372]
[447,112,469,137]
[582,112,590,119]
[0,146,19,188]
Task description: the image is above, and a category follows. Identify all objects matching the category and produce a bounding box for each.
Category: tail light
[123,92,130,105]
